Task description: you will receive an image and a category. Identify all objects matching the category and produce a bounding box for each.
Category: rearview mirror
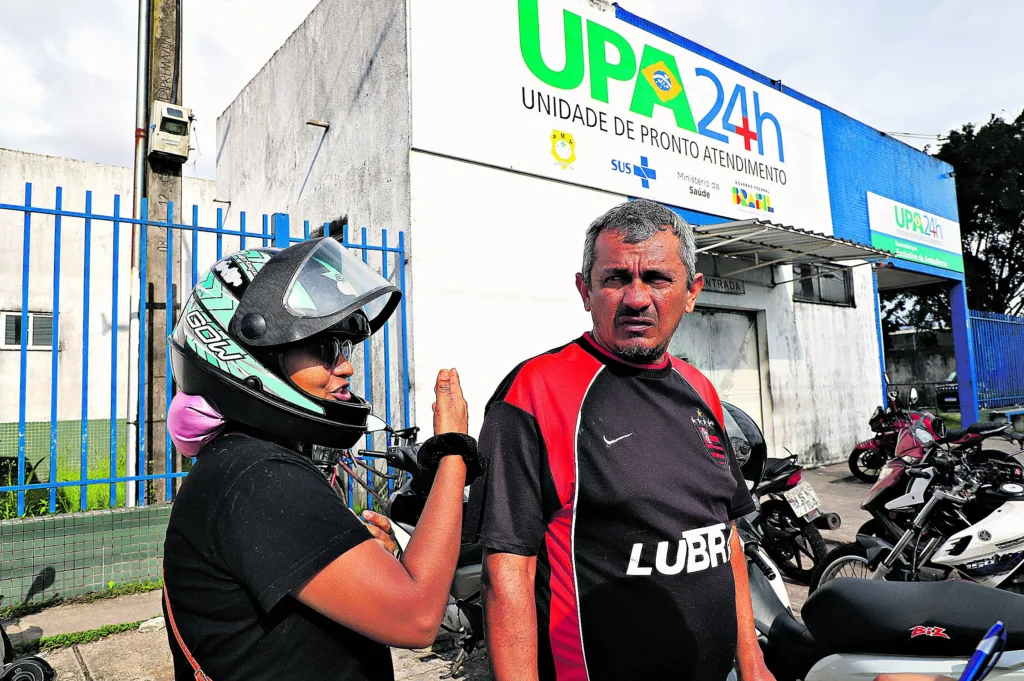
[909,388,919,405]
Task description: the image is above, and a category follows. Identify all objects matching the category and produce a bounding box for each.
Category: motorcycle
[0,620,56,681]
[810,421,1024,594]
[751,452,840,584]
[848,386,932,483]
[850,380,1020,484]
[753,575,1024,681]
[736,423,1024,679]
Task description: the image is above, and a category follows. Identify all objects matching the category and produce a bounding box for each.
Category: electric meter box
[148,101,192,163]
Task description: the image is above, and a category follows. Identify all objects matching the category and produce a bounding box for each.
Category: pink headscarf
[167,392,226,457]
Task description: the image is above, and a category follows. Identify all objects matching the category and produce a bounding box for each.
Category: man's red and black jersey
[473,333,754,681]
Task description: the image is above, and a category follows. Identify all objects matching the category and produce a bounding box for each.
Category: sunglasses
[312,336,355,368]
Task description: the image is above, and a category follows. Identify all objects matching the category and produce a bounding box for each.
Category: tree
[879,284,950,336]
[935,111,1024,315]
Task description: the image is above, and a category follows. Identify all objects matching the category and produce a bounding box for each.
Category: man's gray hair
[581,199,697,288]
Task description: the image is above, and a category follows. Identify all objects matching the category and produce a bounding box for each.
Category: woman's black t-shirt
[163,433,393,681]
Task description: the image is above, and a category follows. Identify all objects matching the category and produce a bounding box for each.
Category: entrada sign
[703,276,746,295]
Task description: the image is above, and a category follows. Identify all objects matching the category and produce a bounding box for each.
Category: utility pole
[145,0,184,502]
[129,0,183,505]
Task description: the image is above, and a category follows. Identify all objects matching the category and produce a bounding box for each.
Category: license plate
[783,481,822,518]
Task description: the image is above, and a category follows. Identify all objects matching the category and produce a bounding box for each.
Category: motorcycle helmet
[169,237,401,449]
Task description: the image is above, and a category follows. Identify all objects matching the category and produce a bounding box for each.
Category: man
[474,199,774,681]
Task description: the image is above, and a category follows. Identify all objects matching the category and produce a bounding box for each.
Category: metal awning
[692,219,894,277]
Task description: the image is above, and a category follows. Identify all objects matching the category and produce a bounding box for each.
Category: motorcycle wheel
[848,448,883,483]
[760,500,828,585]
[809,543,873,593]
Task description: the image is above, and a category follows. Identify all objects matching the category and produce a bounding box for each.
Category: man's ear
[575,273,592,312]
[684,273,705,314]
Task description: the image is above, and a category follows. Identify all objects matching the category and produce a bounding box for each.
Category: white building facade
[215,0,967,464]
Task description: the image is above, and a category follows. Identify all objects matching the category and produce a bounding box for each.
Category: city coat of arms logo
[550,130,576,170]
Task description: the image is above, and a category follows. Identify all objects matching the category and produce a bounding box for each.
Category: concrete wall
[214,0,413,428]
[214,0,412,239]
[0,148,215,435]
[408,152,879,464]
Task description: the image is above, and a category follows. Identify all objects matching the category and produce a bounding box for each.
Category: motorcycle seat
[458,542,483,568]
[762,457,798,479]
[803,578,1024,657]
[944,421,1006,442]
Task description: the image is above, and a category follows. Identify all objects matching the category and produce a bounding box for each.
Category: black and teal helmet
[169,237,401,449]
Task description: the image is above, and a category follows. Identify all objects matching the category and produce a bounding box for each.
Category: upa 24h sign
[866,192,964,273]
[409,0,834,234]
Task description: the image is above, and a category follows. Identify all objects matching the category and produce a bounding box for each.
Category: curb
[12,617,165,657]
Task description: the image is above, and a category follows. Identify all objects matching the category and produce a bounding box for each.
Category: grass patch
[0,444,127,521]
[13,620,146,657]
[0,580,162,622]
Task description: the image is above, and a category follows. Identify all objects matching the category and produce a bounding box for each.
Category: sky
[1,0,1021,181]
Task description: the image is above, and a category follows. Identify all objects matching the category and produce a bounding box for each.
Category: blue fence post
[110,195,121,507]
[358,226,372,510]
[191,205,200,289]
[79,191,93,510]
[951,280,979,424]
[138,198,149,506]
[17,182,33,517]
[165,200,175,501]
[49,187,63,512]
[272,213,290,248]
[216,208,224,260]
[398,232,411,431]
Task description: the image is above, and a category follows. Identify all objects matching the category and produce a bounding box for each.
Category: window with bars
[1,311,56,350]
[792,264,855,307]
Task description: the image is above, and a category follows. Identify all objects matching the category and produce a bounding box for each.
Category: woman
[162,237,483,681]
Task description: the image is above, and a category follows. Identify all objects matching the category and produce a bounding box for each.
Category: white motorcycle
[812,440,1024,594]
[740,432,1024,679]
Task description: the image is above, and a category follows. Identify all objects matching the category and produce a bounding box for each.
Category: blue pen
[958,621,1007,681]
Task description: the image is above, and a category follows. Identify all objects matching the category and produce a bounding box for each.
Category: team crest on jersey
[692,409,727,467]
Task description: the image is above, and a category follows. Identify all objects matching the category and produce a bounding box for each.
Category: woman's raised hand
[432,368,469,435]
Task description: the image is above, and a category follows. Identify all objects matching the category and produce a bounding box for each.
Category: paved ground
[9,448,1022,680]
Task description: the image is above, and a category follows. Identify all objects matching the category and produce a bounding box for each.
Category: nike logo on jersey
[625,523,731,576]
[603,433,633,446]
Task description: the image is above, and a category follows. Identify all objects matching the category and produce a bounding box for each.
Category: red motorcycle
[855,395,1023,538]
[848,381,932,482]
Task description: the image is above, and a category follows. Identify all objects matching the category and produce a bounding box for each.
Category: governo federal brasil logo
[518,0,786,161]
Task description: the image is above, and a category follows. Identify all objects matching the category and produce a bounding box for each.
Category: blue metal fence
[971,309,1024,409]
[0,182,410,517]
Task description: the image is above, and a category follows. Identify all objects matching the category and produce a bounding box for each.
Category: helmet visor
[284,238,397,324]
